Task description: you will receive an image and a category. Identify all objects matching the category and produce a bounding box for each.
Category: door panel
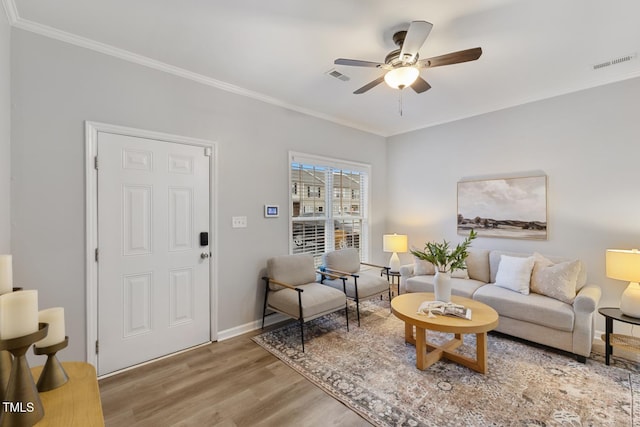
[97,132,210,376]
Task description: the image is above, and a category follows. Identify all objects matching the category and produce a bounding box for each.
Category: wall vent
[593,53,637,70]
[326,68,350,81]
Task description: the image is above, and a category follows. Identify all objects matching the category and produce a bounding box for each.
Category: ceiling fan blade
[400,21,433,64]
[335,58,387,68]
[417,47,482,68]
[411,76,431,93]
[353,76,385,94]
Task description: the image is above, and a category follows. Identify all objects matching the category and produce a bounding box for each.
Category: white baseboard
[217,313,289,341]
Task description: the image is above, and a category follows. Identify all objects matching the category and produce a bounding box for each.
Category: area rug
[253,299,640,426]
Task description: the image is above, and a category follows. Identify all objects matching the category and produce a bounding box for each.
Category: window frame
[288,151,371,264]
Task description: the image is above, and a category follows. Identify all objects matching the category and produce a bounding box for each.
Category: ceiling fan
[335,21,482,95]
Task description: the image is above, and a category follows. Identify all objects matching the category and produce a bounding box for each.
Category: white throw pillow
[494,255,535,295]
[414,257,436,275]
[531,252,580,304]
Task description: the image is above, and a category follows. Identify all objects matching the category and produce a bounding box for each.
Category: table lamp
[606,249,640,318]
[383,234,408,273]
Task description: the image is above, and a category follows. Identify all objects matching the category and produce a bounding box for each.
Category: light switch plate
[232,216,247,228]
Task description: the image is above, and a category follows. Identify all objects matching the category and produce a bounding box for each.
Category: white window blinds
[289,152,370,266]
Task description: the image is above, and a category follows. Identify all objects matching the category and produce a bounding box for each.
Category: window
[290,152,370,266]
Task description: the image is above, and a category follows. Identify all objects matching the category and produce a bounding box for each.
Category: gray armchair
[320,248,391,326]
[262,254,349,351]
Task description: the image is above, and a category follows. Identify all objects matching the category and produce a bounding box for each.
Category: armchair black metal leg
[354,279,361,327]
[341,277,350,331]
[345,301,350,332]
[261,278,270,329]
[297,288,305,352]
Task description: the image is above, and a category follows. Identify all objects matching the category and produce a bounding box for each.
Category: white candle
[0,254,12,295]
[0,290,39,340]
[35,307,65,348]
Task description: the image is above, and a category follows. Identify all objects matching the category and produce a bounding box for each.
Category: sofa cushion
[451,267,469,279]
[494,255,535,295]
[323,248,360,274]
[531,253,581,304]
[465,248,490,283]
[268,283,346,320]
[323,271,389,299]
[413,257,436,275]
[267,254,317,290]
[405,275,486,299]
[473,285,574,332]
[489,250,587,290]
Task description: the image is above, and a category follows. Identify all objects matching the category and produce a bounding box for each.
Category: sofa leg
[576,355,586,363]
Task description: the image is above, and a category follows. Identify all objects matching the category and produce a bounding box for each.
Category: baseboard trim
[217,313,289,341]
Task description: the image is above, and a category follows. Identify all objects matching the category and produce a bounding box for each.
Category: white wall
[0,9,10,252]
[387,76,640,334]
[10,29,387,361]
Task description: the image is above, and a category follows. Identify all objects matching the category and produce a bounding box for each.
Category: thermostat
[264,205,279,218]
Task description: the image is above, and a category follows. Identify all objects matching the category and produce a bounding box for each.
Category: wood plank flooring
[99,326,372,427]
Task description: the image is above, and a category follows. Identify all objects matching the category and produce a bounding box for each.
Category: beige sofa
[399,248,601,362]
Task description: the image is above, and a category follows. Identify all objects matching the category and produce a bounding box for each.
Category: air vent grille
[326,68,350,81]
[593,53,637,70]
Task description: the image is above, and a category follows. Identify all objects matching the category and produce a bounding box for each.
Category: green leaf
[409,230,477,273]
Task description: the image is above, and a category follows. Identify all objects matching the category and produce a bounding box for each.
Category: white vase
[433,271,452,302]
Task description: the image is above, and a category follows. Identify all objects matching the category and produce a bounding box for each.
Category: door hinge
[95,340,99,355]
[95,248,99,262]
[204,147,212,157]
[94,156,98,169]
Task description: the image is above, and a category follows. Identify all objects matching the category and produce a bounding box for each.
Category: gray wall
[387,76,640,334]
[11,29,387,361]
[0,11,10,252]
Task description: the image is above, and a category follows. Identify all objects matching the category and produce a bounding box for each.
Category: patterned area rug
[253,299,640,426]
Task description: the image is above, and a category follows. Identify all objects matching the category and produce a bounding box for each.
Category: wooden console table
[31,362,104,426]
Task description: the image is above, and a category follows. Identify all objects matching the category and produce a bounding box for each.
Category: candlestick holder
[0,323,48,427]
[0,288,24,402]
[0,350,10,403]
[33,336,69,392]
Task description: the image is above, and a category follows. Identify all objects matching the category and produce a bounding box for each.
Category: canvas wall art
[457,175,547,240]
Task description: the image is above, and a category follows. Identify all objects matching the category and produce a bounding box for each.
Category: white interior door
[97,132,211,376]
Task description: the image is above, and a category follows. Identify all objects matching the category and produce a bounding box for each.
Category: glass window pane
[290,155,368,265]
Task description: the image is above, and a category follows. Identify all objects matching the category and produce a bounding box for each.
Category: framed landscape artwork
[457,175,547,240]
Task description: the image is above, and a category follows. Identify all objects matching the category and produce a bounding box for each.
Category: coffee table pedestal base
[405,323,488,374]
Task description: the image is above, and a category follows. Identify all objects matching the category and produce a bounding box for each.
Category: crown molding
[5,1,385,137]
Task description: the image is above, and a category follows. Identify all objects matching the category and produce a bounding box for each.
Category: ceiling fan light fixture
[384,66,419,89]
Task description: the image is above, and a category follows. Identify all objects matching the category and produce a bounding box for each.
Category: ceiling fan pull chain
[399,90,403,116]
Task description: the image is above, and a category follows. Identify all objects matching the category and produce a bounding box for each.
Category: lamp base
[388,252,400,273]
[620,282,640,318]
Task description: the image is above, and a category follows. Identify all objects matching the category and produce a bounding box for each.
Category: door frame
[84,121,218,368]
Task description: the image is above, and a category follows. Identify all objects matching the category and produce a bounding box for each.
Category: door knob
[201,252,210,259]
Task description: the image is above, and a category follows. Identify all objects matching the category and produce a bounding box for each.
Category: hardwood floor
[99,326,372,427]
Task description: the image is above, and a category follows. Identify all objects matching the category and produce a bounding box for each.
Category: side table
[598,307,640,365]
[32,361,104,426]
[388,271,401,296]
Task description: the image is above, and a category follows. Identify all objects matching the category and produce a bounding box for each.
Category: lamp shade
[383,234,408,253]
[606,249,640,281]
[384,67,419,89]
[606,249,640,318]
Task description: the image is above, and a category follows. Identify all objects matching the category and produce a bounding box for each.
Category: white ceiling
[6,0,640,136]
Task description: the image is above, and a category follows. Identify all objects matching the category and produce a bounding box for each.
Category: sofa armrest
[399,263,414,277]
[573,284,602,314]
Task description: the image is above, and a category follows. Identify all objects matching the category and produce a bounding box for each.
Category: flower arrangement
[410,230,477,273]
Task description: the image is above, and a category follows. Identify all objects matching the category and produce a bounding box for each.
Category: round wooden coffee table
[391,292,499,374]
